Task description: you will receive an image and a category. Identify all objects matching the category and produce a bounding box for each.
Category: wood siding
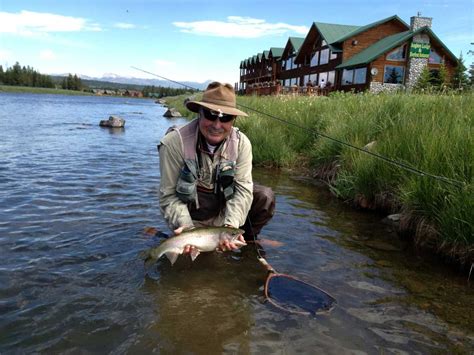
[342,19,408,61]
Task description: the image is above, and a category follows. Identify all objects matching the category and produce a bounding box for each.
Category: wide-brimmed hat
[186,82,248,117]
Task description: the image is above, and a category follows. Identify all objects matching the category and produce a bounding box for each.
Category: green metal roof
[288,36,305,53]
[269,47,284,58]
[257,53,263,62]
[263,50,270,60]
[336,15,409,43]
[336,27,458,69]
[313,22,360,44]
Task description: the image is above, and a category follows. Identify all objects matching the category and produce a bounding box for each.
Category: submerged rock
[99,115,125,128]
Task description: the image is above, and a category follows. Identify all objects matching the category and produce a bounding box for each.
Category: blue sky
[0,0,472,84]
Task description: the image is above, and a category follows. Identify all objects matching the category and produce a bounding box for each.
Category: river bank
[163,91,473,269]
[0,85,94,95]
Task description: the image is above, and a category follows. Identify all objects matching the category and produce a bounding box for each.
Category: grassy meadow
[165,91,473,264]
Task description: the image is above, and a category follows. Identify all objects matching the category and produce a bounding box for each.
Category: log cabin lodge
[238,14,458,95]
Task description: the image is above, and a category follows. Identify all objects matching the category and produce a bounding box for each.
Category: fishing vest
[168,119,240,207]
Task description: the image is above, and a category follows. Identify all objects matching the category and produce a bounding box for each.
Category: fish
[139,226,246,266]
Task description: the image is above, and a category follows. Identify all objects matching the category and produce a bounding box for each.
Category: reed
[235,92,473,263]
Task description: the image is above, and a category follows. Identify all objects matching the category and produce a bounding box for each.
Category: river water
[0,93,472,354]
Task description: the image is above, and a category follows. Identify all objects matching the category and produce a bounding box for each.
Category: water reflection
[141,251,264,353]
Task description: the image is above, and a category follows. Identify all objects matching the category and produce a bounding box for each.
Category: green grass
[0,85,93,95]
[233,92,473,263]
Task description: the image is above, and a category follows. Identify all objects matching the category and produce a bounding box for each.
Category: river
[0,92,472,353]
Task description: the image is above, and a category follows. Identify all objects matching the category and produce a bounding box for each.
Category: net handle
[258,257,276,273]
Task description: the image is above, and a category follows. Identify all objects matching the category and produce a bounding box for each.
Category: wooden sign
[410,42,430,58]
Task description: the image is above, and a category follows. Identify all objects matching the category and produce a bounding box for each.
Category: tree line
[142,85,197,98]
[0,62,197,97]
[0,62,55,88]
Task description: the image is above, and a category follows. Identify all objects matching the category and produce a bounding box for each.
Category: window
[311,51,319,67]
[386,45,407,61]
[342,69,353,85]
[383,65,405,84]
[318,72,327,86]
[310,73,317,83]
[322,40,327,46]
[354,68,367,84]
[320,49,329,65]
[327,71,335,86]
[330,51,338,60]
[429,49,442,64]
[291,57,298,69]
[342,67,367,85]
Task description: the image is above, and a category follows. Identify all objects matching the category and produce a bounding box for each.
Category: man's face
[198,108,235,145]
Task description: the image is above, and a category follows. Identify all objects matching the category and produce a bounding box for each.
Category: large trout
[140,226,246,266]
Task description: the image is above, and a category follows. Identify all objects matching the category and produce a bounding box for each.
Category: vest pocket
[176,167,197,202]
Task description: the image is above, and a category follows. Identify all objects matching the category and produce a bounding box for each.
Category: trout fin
[165,252,179,265]
[190,249,200,261]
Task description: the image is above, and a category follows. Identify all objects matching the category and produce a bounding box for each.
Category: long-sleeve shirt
[158,122,253,230]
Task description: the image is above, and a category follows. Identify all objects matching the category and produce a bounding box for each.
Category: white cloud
[39,49,56,60]
[0,10,102,36]
[114,22,136,29]
[173,16,308,38]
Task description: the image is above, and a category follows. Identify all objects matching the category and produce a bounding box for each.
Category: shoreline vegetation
[165,91,473,269]
[0,85,93,96]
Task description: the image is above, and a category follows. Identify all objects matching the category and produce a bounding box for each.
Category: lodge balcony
[242,82,334,96]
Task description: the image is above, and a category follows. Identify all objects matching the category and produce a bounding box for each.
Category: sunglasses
[200,108,236,123]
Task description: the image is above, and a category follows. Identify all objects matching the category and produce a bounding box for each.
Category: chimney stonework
[406,16,433,89]
[410,16,432,30]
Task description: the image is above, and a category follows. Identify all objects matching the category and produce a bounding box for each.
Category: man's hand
[218,234,245,252]
[174,226,198,255]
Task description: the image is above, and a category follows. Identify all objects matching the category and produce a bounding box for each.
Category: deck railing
[244,84,333,96]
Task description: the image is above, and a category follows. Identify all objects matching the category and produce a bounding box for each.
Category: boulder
[163,108,182,118]
[99,115,125,128]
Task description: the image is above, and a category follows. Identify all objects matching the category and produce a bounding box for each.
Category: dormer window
[386,44,407,61]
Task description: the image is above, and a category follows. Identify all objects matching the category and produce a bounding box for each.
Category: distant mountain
[52,73,210,90]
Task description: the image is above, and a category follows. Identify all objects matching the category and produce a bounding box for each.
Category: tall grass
[235,92,473,262]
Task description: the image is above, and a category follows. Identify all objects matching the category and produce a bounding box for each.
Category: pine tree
[414,66,432,91]
[468,43,474,88]
[451,52,469,90]
[0,65,4,84]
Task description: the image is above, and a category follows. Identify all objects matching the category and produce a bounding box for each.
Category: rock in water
[99,115,125,128]
[163,108,182,118]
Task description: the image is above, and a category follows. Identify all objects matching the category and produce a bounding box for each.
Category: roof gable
[336,15,409,43]
[269,47,284,59]
[282,36,305,58]
[313,22,360,44]
[336,26,458,69]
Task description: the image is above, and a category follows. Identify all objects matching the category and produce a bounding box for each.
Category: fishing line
[131,66,466,189]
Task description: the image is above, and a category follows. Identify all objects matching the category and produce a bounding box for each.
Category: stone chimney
[405,13,434,89]
[410,13,432,31]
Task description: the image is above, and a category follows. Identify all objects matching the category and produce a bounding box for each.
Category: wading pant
[189,184,275,240]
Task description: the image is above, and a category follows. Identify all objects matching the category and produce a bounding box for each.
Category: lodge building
[238,14,458,95]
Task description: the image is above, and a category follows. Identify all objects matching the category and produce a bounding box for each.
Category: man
[158,82,275,253]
